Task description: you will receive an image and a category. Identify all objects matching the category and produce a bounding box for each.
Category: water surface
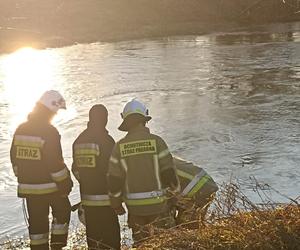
[0,21,299,239]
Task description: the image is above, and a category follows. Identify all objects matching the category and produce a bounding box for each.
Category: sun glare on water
[0,47,73,131]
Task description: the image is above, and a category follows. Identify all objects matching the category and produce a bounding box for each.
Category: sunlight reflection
[293,32,300,42]
[0,47,75,132]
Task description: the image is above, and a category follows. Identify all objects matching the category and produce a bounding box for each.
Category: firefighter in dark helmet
[10,90,73,250]
[107,99,180,244]
[72,104,120,250]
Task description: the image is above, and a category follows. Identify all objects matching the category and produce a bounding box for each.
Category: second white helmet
[120,99,151,120]
[119,99,152,131]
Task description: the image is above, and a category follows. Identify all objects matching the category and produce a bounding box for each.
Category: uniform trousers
[26,195,71,250]
[83,206,121,250]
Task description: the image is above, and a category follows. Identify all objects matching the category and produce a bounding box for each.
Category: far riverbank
[1,0,300,52]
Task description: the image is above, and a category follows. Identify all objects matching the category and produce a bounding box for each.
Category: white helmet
[119,99,151,131]
[121,99,151,120]
[38,90,66,113]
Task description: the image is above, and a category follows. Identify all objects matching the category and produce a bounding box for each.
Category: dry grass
[139,181,300,250]
[1,180,299,249]
[139,205,300,249]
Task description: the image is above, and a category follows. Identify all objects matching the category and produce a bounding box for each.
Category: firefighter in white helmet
[107,99,180,244]
[10,90,73,250]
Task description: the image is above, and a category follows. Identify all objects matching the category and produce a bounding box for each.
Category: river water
[0,22,299,240]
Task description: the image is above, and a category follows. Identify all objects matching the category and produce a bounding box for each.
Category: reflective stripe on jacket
[51,222,69,235]
[18,183,58,195]
[81,194,110,206]
[108,126,178,216]
[125,190,166,206]
[174,157,218,206]
[30,233,49,246]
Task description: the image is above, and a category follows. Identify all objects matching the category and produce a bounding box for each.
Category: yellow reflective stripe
[51,168,69,182]
[51,229,68,235]
[15,141,43,148]
[126,196,166,206]
[82,194,109,200]
[81,200,110,206]
[176,169,194,180]
[30,233,48,245]
[74,143,99,152]
[19,187,58,195]
[81,194,110,206]
[110,156,119,164]
[120,140,157,158]
[153,155,161,190]
[31,238,48,246]
[75,149,99,155]
[126,191,164,199]
[187,175,211,198]
[14,135,44,147]
[51,223,68,235]
[18,183,58,195]
[109,191,122,198]
[74,143,99,149]
[158,148,170,159]
[182,169,207,195]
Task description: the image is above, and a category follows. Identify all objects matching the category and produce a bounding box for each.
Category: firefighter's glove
[114,205,126,215]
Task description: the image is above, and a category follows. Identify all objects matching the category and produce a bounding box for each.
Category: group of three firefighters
[10,90,218,250]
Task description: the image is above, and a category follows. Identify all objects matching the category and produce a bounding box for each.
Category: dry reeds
[1,180,299,249]
[139,180,300,250]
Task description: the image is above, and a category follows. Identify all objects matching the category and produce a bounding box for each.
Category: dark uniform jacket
[72,123,115,206]
[10,114,73,198]
[108,126,180,216]
[174,157,218,208]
